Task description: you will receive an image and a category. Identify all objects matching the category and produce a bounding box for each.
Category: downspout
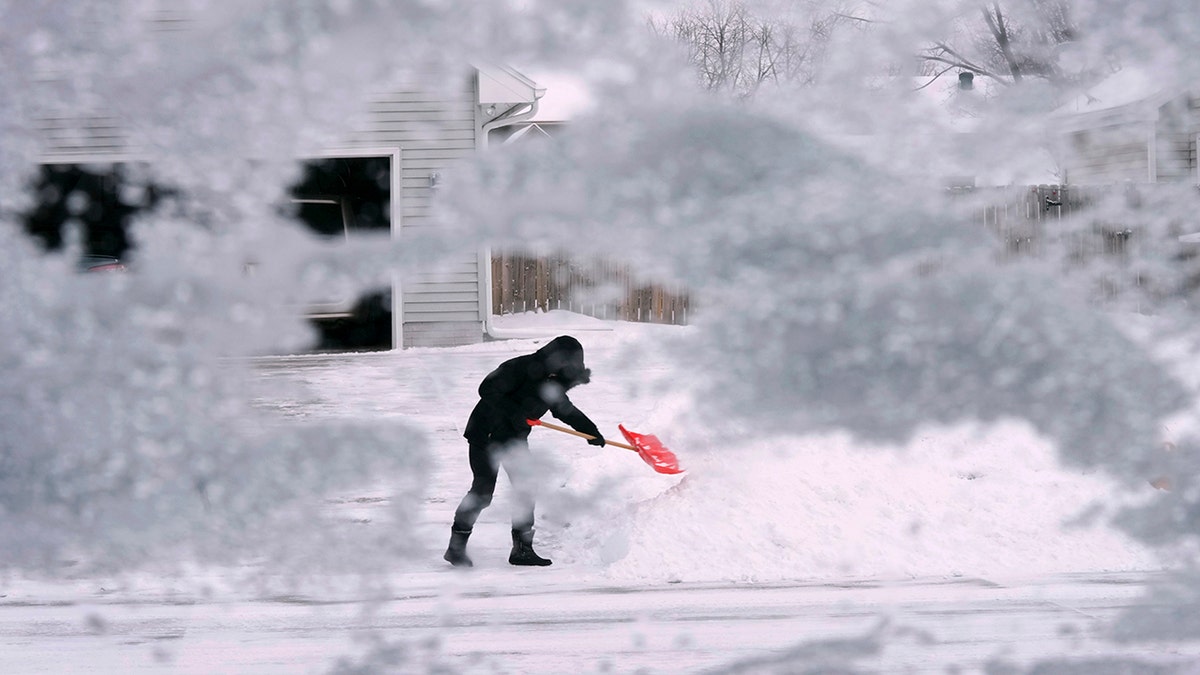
[1147,120,1158,183]
[478,98,541,340]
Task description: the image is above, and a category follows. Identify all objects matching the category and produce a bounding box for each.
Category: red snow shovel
[527,419,684,475]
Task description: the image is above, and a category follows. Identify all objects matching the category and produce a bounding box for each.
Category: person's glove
[587,434,606,447]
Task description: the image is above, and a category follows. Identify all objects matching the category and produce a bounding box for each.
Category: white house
[339,63,546,348]
[1052,67,1200,185]
[29,51,547,349]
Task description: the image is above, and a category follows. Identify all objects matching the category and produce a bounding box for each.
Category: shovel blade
[619,424,684,475]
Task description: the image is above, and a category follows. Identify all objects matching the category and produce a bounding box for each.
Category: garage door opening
[287,153,397,352]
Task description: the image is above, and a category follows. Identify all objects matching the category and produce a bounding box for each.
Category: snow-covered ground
[8,2,1200,672]
[3,311,1193,673]
[278,310,1164,584]
[0,567,1188,673]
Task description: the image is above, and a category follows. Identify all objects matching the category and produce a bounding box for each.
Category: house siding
[1060,93,1200,187]
[1191,97,1200,179]
[36,115,134,162]
[1155,129,1193,182]
[31,70,491,349]
[1063,124,1151,184]
[342,79,485,348]
[1153,98,1200,182]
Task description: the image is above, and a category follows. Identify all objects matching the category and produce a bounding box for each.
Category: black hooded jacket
[463,336,601,444]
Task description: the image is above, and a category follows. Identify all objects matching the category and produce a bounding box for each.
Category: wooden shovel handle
[528,419,637,452]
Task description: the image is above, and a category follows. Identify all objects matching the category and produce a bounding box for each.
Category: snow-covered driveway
[3,315,1196,673]
[0,569,1192,673]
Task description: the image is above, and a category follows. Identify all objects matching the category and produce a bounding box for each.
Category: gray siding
[402,321,485,349]
[31,71,490,350]
[342,79,486,348]
[1191,95,1200,178]
[1153,97,1199,182]
[1063,123,1151,185]
[398,256,486,349]
[36,115,134,162]
[1156,128,1192,182]
[1061,93,1200,186]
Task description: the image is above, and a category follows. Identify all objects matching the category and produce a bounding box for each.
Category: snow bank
[559,421,1159,583]
[488,313,1161,584]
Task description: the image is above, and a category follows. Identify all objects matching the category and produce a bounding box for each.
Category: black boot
[508,528,552,566]
[443,526,473,568]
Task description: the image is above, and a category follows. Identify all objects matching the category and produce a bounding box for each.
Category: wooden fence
[493,184,1196,324]
[953,183,1200,305]
[958,183,1160,260]
[491,253,691,325]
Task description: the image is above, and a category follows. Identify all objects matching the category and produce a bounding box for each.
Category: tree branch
[913,65,957,91]
[981,3,1022,82]
[832,12,874,24]
[922,41,1007,81]
[919,54,1009,85]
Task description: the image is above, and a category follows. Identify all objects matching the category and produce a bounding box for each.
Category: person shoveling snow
[445,335,605,568]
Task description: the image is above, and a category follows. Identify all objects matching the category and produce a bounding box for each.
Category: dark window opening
[17,163,166,262]
[287,155,394,352]
[287,156,391,236]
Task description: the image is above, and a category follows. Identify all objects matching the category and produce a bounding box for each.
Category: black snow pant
[452,437,536,533]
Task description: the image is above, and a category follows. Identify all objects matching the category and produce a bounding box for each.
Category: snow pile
[450,313,1162,584]
[578,424,1158,583]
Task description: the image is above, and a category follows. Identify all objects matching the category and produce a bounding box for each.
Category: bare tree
[919,0,1080,88]
[656,0,1090,97]
[651,0,858,98]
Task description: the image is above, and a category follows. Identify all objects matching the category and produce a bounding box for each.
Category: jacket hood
[537,335,590,387]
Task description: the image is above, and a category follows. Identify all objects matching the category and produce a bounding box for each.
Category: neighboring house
[28,52,545,349]
[826,71,1059,189]
[1052,67,1200,185]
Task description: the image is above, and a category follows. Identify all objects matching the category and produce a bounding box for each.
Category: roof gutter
[478,96,543,340]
